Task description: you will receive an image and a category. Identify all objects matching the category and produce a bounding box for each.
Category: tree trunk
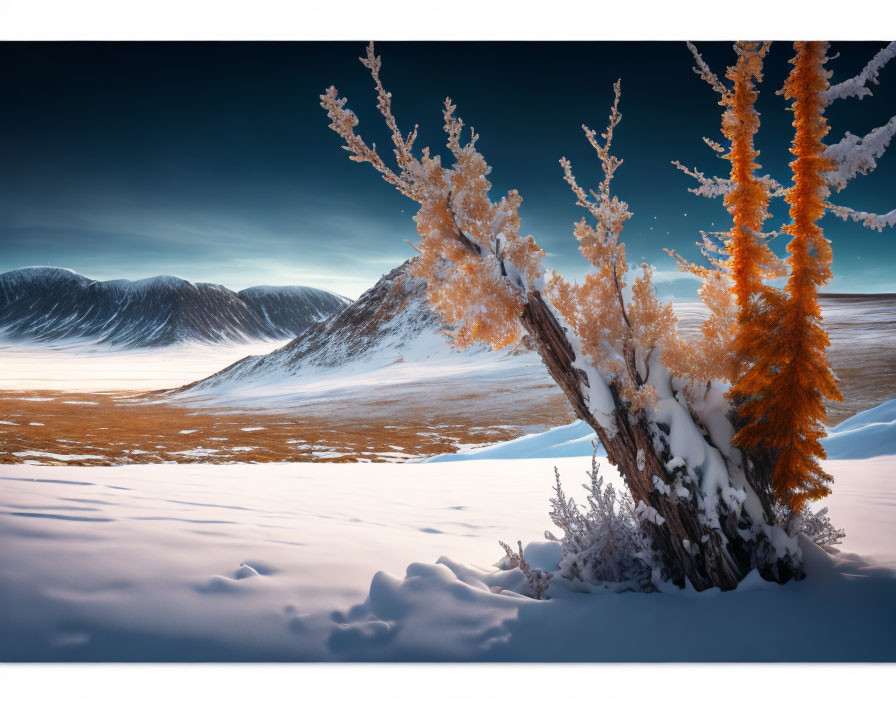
[520,290,800,591]
[442,213,797,590]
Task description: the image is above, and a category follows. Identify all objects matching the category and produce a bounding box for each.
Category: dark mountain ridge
[0,267,350,347]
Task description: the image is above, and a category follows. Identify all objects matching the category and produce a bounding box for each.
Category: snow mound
[824,398,896,459]
[426,398,896,462]
[325,537,896,661]
[425,421,600,462]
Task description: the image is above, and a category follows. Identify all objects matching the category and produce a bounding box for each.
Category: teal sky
[0,41,893,298]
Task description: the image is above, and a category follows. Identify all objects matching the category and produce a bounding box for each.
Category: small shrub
[775,503,846,550]
[498,539,551,599]
[544,445,658,590]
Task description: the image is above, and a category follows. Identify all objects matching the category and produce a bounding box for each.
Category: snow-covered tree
[321,42,886,591]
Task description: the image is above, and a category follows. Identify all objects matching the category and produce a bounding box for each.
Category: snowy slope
[426,397,896,462]
[0,267,349,347]
[181,261,454,387]
[1,454,893,662]
[173,261,554,409]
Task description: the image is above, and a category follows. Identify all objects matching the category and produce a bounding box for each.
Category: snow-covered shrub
[497,539,551,599]
[775,503,846,550]
[543,447,658,591]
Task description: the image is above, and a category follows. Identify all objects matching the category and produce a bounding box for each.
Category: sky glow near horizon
[0,41,894,299]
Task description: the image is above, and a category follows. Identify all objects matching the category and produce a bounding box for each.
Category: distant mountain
[180,259,447,390]
[0,267,350,347]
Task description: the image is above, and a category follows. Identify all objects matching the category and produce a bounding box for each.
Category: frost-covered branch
[322,42,545,351]
[583,79,623,198]
[671,160,733,197]
[824,41,896,103]
[758,174,787,198]
[320,84,423,202]
[703,137,725,155]
[673,162,786,199]
[827,202,896,232]
[774,504,846,548]
[687,41,729,96]
[546,459,656,589]
[824,115,896,191]
[359,41,419,174]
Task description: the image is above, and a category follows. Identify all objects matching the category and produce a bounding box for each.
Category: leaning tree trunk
[441,215,798,591]
[520,290,800,591]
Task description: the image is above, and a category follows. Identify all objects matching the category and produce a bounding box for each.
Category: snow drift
[426,397,896,462]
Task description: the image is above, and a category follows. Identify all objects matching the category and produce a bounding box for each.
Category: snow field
[0,339,286,392]
[1,452,894,661]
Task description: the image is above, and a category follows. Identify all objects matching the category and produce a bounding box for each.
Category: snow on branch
[359,41,419,172]
[827,202,896,232]
[672,161,786,199]
[824,115,896,191]
[671,161,733,198]
[686,41,729,96]
[703,137,725,155]
[824,41,896,104]
[758,174,787,198]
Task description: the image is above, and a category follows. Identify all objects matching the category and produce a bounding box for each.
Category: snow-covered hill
[181,261,448,388]
[172,260,556,411]
[0,267,349,347]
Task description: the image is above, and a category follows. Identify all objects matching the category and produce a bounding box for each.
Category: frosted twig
[359,42,418,172]
[824,115,896,191]
[687,41,729,96]
[703,137,725,155]
[582,79,623,198]
[824,41,896,103]
[827,202,896,232]
[671,161,733,198]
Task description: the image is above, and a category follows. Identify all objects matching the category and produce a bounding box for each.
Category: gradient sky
[0,41,893,298]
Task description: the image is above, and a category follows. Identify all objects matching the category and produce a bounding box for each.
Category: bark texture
[521,290,799,591]
[449,208,798,591]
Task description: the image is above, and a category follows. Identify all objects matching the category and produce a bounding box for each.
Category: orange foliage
[321,43,544,350]
[722,42,778,311]
[720,42,787,386]
[548,83,683,412]
[324,53,684,413]
[734,42,844,511]
[668,43,784,387]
